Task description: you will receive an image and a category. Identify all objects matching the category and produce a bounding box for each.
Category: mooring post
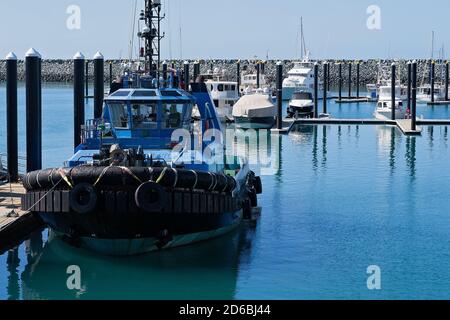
[446,61,449,101]
[193,61,200,83]
[109,61,113,86]
[348,61,352,98]
[411,61,417,130]
[407,61,412,113]
[25,48,42,172]
[6,53,18,182]
[356,61,360,98]
[73,52,85,149]
[256,62,261,89]
[162,61,168,87]
[183,60,190,90]
[85,60,89,97]
[93,52,104,119]
[431,60,435,103]
[276,61,283,130]
[327,62,331,92]
[314,62,319,118]
[323,62,328,115]
[338,62,342,101]
[391,62,396,120]
[237,60,241,92]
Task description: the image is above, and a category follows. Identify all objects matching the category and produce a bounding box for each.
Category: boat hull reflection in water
[20,227,254,300]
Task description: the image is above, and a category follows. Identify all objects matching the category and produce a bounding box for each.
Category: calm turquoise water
[2,84,450,299]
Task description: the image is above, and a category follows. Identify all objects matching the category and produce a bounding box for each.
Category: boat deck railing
[0,153,27,177]
[81,119,102,143]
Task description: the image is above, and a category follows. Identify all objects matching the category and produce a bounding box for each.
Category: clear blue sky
[0,0,448,60]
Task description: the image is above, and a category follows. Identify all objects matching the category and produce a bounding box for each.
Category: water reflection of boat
[376,125,399,155]
[288,124,315,144]
[20,227,254,300]
[231,129,281,176]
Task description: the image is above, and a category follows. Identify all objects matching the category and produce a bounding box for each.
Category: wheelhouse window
[218,84,224,92]
[131,103,158,129]
[161,103,192,129]
[109,103,129,129]
[292,92,313,100]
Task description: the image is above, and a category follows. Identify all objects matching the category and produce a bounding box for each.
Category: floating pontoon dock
[0,182,43,254]
[278,117,445,136]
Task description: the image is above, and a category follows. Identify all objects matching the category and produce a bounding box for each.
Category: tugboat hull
[21,166,258,255]
[44,210,243,255]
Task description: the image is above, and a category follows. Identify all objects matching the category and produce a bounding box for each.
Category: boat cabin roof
[105,88,195,103]
[288,66,313,75]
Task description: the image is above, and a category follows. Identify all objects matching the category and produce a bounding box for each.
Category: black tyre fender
[248,189,258,207]
[242,198,252,220]
[135,182,167,213]
[69,183,98,214]
[253,176,262,194]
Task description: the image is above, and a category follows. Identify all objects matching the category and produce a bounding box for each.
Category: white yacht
[282,56,323,101]
[366,83,379,102]
[202,68,240,122]
[287,91,314,118]
[416,32,447,103]
[417,84,446,103]
[367,63,408,102]
[240,72,268,95]
[374,85,406,120]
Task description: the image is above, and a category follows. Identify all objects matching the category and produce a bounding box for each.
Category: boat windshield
[131,103,158,129]
[107,101,192,131]
[292,92,313,100]
[109,102,129,129]
[161,102,192,129]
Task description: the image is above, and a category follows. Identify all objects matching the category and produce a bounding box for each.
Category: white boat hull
[374,110,406,121]
[417,94,445,103]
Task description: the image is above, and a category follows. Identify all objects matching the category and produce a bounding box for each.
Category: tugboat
[20,0,262,255]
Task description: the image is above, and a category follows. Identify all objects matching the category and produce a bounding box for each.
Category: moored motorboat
[287,91,314,118]
[374,100,406,120]
[374,85,406,120]
[201,68,239,122]
[232,92,276,129]
[417,84,446,103]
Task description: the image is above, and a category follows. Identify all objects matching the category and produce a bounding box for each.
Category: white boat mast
[300,17,307,60]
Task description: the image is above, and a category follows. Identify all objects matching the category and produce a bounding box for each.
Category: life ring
[69,183,98,214]
[135,181,167,213]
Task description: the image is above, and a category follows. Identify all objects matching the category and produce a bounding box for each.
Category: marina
[2,0,450,303]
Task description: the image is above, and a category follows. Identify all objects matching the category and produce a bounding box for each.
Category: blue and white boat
[21,0,262,256]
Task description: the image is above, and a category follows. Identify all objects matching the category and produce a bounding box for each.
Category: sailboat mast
[300,17,304,60]
[431,31,435,60]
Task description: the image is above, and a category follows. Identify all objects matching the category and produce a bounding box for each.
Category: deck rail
[0,153,27,178]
